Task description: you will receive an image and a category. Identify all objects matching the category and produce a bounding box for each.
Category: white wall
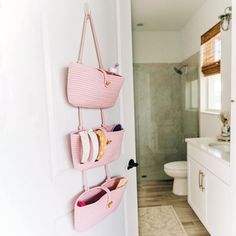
[132,31,182,63]
[181,0,232,137]
[181,0,231,60]
[200,113,222,137]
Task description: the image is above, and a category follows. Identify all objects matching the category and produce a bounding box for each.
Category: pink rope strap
[82,165,111,191]
[77,13,104,69]
[78,108,105,130]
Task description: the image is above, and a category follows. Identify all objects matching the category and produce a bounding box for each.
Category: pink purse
[74,166,128,232]
[67,13,124,108]
[70,109,124,170]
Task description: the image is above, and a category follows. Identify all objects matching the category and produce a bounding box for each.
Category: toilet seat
[164,161,187,171]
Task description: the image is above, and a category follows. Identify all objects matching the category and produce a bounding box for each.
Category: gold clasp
[106,140,112,145]
[105,80,111,87]
[107,201,113,208]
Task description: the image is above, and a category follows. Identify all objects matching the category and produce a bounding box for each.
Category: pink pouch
[67,13,124,108]
[70,109,124,170]
[74,172,128,232]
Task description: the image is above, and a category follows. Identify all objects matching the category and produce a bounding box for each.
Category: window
[207,74,221,111]
[200,22,221,113]
[185,80,199,110]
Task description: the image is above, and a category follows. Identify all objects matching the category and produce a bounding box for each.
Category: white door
[0,0,138,235]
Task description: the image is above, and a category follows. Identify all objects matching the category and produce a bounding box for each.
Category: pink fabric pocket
[70,126,124,170]
[74,177,128,232]
[67,13,124,109]
[67,63,124,108]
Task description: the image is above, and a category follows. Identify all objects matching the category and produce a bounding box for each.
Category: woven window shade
[201,22,221,76]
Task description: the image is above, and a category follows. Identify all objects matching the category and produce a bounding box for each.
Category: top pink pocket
[67,13,124,108]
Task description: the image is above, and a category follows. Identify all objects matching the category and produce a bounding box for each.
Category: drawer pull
[198,170,201,189]
[198,170,205,192]
[201,172,205,192]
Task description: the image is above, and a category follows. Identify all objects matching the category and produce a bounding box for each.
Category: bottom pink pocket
[74,177,128,232]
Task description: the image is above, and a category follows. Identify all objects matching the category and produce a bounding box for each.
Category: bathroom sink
[209,142,230,153]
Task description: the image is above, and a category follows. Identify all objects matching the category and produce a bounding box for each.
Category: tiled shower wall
[134,53,199,181]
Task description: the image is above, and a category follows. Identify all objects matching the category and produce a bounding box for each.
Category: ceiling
[132,0,207,31]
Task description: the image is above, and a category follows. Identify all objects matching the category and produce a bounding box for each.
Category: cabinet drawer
[187,144,230,185]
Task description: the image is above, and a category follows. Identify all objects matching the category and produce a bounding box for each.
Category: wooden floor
[138,180,210,236]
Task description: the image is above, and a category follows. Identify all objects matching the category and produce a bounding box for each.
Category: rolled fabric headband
[79,131,90,163]
[88,129,99,162]
[95,129,107,161]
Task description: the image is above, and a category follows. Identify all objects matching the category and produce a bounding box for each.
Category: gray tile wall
[134,53,199,182]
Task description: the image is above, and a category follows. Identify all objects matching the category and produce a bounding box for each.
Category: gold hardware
[106,140,112,145]
[198,170,202,189]
[107,201,113,208]
[105,80,111,88]
[198,170,205,191]
[200,171,205,192]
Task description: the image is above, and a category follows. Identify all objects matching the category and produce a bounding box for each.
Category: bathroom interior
[132,0,232,235]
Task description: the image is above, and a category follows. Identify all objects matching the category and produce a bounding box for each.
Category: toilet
[164,161,187,196]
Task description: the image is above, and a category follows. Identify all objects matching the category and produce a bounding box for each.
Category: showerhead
[174,67,183,75]
[174,65,188,75]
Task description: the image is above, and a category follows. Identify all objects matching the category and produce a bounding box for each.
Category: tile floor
[138,180,210,236]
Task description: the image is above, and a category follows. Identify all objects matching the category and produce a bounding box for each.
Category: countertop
[185,137,230,165]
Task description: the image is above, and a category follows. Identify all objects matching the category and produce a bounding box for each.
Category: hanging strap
[100,109,105,127]
[82,170,89,191]
[104,165,111,181]
[78,108,105,130]
[82,165,111,191]
[79,185,113,208]
[78,108,84,130]
[78,13,104,69]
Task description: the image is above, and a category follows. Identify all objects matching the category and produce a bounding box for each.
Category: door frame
[115,0,139,236]
[230,2,236,235]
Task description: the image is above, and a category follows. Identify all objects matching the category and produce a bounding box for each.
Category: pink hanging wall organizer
[66,9,127,232]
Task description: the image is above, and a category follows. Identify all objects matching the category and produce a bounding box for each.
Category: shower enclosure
[134,53,199,182]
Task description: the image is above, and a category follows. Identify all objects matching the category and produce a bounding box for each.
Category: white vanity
[186,138,231,236]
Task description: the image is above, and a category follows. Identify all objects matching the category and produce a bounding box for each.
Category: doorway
[131,0,232,235]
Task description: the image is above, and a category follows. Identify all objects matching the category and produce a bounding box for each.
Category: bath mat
[138,205,188,236]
